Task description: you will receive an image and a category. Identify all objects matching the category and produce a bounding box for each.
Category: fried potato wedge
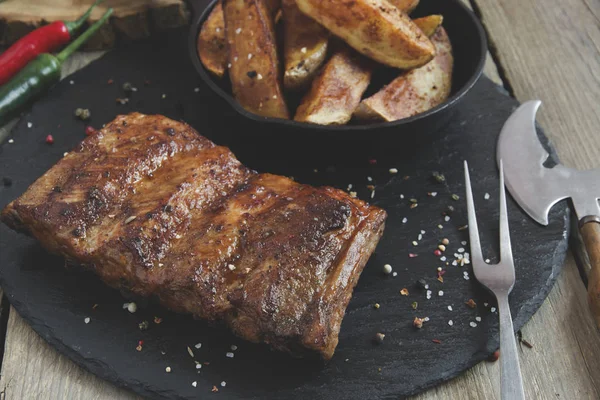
[354,27,453,122]
[295,45,373,125]
[282,0,329,91]
[413,15,444,37]
[198,1,227,78]
[223,0,289,119]
[388,0,420,14]
[295,0,434,69]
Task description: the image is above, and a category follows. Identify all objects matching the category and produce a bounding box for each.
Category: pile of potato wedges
[197,0,453,125]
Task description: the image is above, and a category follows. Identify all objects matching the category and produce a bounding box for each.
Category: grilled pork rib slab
[1,113,386,359]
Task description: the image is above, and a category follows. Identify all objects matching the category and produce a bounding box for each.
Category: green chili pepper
[0,8,113,126]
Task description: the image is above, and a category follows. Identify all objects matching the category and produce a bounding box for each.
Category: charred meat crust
[0,113,386,360]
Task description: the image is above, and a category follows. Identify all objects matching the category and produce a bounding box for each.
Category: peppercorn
[373,332,385,344]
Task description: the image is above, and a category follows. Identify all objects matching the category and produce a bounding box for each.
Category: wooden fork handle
[581,221,600,328]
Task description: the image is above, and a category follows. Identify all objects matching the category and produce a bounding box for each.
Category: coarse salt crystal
[452,260,458,266]
[484,302,489,306]
[228,264,236,271]
[196,363,202,369]
[430,192,438,197]
[461,241,467,245]
[226,352,235,358]
[421,230,425,234]
[448,320,453,326]
[221,381,227,387]
[8,139,14,143]
[227,63,232,68]
[389,168,398,174]
[166,366,172,373]
[367,176,372,182]
[194,87,200,92]
[491,307,497,313]
[470,322,477,327]
[444,215,450,222]
[484,193,490,200]
[84,317,90,324]
[235,28,242,34]
[424,317,430,322]
[69,80,74,84]
[402,217,408,224]
[248,54,253,60]
[257,73,263,80]
[485,259,491,264]
[475,316,481,322]
[424,284,429,289]
[231,345,238,351]
[301,47,307,53]
[458,248,465,253]
[412,241,418,246]
[195,343,202,349]
[440,256,447,262]
[127,302,137,313]
[192,381,197,387]
[392,272,398,277]
[27,122,33,128]
[447,305,453,311]
[418,234,423,241]
[438,290,444,296]
[400,194,404,199]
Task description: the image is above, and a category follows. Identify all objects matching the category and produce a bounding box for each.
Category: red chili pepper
[0,0,103,86]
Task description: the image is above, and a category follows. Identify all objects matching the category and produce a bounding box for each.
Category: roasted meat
[1,113,386,360]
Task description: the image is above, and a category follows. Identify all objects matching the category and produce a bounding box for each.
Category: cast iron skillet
[187,0,487,155]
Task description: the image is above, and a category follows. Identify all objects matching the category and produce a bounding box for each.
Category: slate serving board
[0,29,569,399]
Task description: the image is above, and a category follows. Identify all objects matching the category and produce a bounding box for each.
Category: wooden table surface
[1,0,599,398]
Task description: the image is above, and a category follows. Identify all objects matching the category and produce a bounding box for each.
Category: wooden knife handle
[581,221,600,328]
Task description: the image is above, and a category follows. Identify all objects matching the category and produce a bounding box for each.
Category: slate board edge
[0,58,571,399]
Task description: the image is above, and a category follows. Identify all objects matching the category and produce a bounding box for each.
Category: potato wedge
[354,27,453,122]
[413,15,444,37]
[198,1,227,78]
[223,0,289,119]
[295,45,373,125]
[388,0,420,14]
[295,0,434,69]
[282,0,329,91]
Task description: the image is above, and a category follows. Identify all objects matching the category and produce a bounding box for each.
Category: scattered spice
[438,244,446,252]
[373,332,385,344]
[84,317,90,324]
[85,126,96,136]
[413,317,424,329]
[92,303,98,310]
[154,316,162,324]
[188,346,195,358]
[432,171,445,183]
[126,302,137,313]
[465,299,477,308]
[411,301,418,310]
[166,366,172,373]
[122,82,133,92]
[409,253,418,258]
[136,340,143,351]
[433,249,442,257]
[107,79,114,84]
[451,194,460,201]
[488,350,500,362]
[441,238,450,245]
[382,264,392,274]
[124,215,137,224]
[45,134,54,144]
[212,386,219,392]
[432,339,442,344]
[139,320,149,330]
[400,288,409,296]
[192,381,197,388]
[389,168,398,174]
[410,202,417,208]
[373,303,380,309]
[458,225,469,231]
[416,278,428,290]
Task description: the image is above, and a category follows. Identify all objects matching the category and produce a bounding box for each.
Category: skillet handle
[188,0,216,18]
[581,220,600,329]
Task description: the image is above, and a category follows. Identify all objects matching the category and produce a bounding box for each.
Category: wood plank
[0,0,190,49]
[471,0,600,171]
[0,309,138,400]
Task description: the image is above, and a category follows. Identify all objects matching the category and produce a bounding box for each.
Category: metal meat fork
[464,160,525,400]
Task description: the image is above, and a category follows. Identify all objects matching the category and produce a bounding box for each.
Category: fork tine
[498,159,514,263]
[464,161,485,266]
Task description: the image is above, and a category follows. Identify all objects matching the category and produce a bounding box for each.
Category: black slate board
[0,29,569,399]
